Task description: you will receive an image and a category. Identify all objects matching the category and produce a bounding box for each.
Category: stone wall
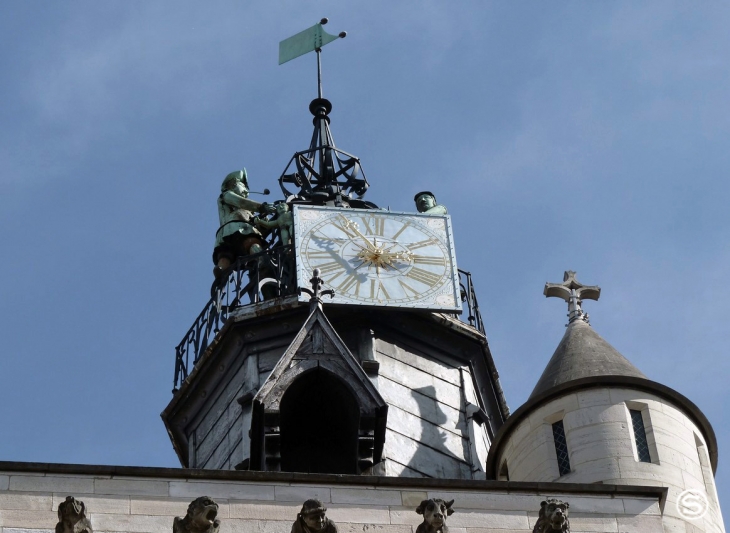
[0,462,665,533]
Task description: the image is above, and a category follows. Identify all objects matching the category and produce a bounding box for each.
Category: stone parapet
[0,461,666,533]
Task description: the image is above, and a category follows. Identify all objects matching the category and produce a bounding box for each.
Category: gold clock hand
[340,216,376,250]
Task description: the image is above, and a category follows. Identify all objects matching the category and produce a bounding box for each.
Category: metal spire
[298,268,335,312]
[544,271,601,325]
[277,19,371,206]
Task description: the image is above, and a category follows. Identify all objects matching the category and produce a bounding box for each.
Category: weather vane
[278,18,347,99]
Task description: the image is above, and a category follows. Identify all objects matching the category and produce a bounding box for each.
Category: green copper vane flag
[279,18,346,65]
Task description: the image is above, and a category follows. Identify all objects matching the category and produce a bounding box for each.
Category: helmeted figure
[213,169,267,274]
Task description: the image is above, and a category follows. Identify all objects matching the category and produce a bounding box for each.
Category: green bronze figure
[213,169,269,276]
[414,191,447,215]
[255,201,294,246]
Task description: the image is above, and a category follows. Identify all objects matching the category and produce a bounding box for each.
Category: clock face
[293,206,461,311]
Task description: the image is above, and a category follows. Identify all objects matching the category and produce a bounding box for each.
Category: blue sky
[1,0,728,516]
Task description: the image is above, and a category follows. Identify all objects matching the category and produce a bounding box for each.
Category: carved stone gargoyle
[55,496,92,533]
[532,498,570,533]
[415,498,454,533]
[291,499,338,533]
[173,496,221,533]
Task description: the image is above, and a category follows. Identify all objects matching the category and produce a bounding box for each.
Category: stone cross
[544,271,600,324]
[298,268,335,311]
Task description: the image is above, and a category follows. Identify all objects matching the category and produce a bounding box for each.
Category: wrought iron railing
[172,256,485,393]
[458,269,485,335]
[172,245,296,393]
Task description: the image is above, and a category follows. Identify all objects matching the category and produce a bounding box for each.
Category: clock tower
[161,24,509,478]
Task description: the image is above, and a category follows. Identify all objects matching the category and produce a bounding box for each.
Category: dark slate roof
[529,320,646,400]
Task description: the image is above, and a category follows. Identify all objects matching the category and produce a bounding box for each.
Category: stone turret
[486,272,725,533]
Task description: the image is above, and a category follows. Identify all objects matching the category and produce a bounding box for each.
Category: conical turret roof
[529,319,646,400]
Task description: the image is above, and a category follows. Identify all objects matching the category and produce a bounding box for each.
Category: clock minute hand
[341,217,376,250]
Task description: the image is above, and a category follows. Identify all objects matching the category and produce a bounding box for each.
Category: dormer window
[280,369,360,474]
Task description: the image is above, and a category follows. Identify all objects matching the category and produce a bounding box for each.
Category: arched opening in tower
[279,368,360,474]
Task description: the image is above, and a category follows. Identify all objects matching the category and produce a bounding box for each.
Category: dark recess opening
[280,368,360,474]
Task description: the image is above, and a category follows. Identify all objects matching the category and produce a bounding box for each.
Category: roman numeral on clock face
[316,260,345,275]
[408,238,438,250]
[391,221,412,241]
[412,255,446,266]
[406,267,442,287]
[370,279,390,299]
[307,250,335,259]
[360,216,385,236]
[338,274,360,295]
[397,279,420,297]
[312,232,348,244]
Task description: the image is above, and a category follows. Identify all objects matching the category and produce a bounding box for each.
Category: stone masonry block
[0,492,53,511]
[332,488,402,506]
[509,441,554,480]
[553,513,618,532]
[274,485,332,503]
[53,493,130,515]
[229,500,299,520]
[327,505,391,524]
[528,395,579,429]
[337,524,413,533]
[507,426,551,474]
[567,424,634,466]
[608,388,661,409]
[544,495,624,514]
[91,513,173,533]
[564,404,628,429]
[448,510,529,530]
[463,529,531,533]
[523,459,560,483]
[260,520,311,533]
[616,457,685,486]
[130,496,228,517]
[621,498,661,516]
[9,475,94,494]
[506,420,531,452]
[615,514,664,533]
[95,478,169,496]
[169,481,276,500]
[0,509,58,529]
[219,519,264,533]
[0,475,9,490]
[426,491,536,512]
[577,388,612,408]
[401,491,428,508]
[4,529,55,533]
[389,508,425,526]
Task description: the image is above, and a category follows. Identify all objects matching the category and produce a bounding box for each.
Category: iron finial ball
[339,31,347,38]
[320,18,328,24]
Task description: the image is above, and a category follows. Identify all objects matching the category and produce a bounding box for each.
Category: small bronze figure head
[414,191,437,213]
